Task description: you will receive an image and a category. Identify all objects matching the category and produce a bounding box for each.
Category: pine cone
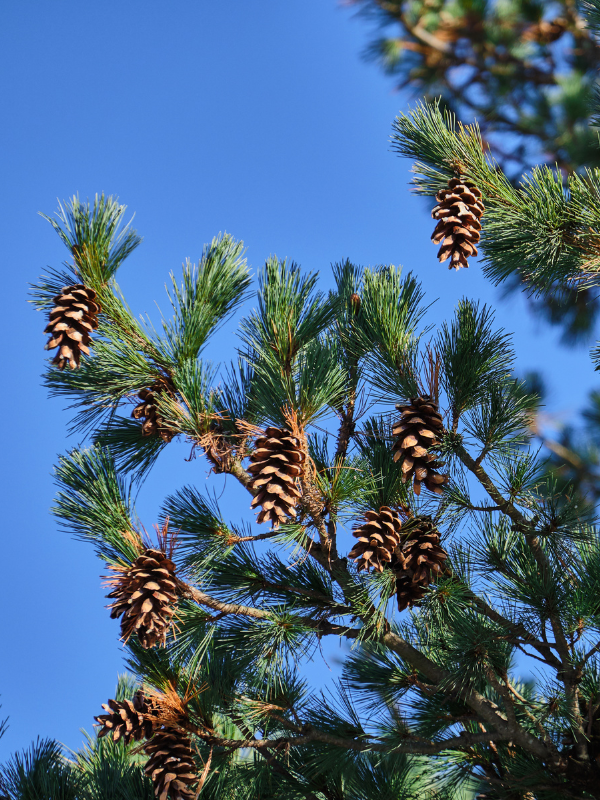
[248,427,304,527]
[431,178,484,270]
[144,727,197,800]
[44,284,101,369]
[107,548,179,648]
[391,517,448,611]
[132,382,176,443]
[348,506,403,573]
[392,396,448,496]
[95,690,155,744]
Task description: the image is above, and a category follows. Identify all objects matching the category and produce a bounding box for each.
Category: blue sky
[1,0,598,760]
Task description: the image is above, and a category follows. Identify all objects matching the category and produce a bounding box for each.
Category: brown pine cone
[95,690,155,744]
[392,397,448,496]
[348,506,403,573]
[391,517,448,611]
[44,284,101,369]
[106,548,179,648]
[132,382,176,443]
[144,727,197,800]
[248,427,304,527]
[431,178,484,270]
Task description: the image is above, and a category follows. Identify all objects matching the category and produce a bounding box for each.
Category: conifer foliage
[22,8,600,789]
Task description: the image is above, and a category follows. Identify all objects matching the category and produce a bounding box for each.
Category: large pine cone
[248,427,304,527]
[391,517,448,611]
[107,549,179,648]
[95,690,155,744]
[348,506,403,573]
[431,178,484,270]
[44,284,101,369]
[392,396,448,496]
[144,727,197,800]
[132,382,176,443]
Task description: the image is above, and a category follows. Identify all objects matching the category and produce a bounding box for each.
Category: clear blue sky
[1,0,597,760]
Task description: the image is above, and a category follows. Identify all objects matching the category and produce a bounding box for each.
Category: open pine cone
[144,727,197,800]
[106,548,179,648]
[248,427,304,527]
[392,397,448,495]
[348,506,403,572]
[391,517,448,611]
[44,284,101,369]
[431,178,484,270]
[95,690,155,744]
[132,380,176,443]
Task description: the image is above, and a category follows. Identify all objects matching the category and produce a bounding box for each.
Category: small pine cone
[348,506,403,573]
[248,427,304,527]
[144,727,197,800]
[392,396,448,496]
[349,293,361,314]
[44,284,101,369]
[391,517,448,611]
[132,384,176,443]
[95,690,155,744]
[431,178,484,270]
[107,548,179,648]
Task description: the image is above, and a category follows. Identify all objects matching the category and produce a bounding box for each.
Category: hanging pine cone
[95,690,155,744]
[348,506,403,572]
[391,517,448,611]
[132,381,176,443]
[106,548,179,648]
[431,178,484,270]
[44,284,101,369]
[392,396,448,496]
[144,727,197,800]
[248,427,304,527]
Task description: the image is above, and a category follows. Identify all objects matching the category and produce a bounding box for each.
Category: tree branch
[182,584,357,638]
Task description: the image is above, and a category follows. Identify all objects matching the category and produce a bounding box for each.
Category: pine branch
[227,716,325,800]
[217,432,555,762]
[182,584,357,639]
[194,713,516,756]
[455,438,590,763]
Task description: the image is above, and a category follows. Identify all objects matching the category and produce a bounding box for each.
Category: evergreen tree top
[17,3,600,795]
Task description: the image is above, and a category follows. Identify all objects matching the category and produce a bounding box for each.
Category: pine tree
[348,0,600,177]
[25,6,600,789]
[347,0,600,342]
